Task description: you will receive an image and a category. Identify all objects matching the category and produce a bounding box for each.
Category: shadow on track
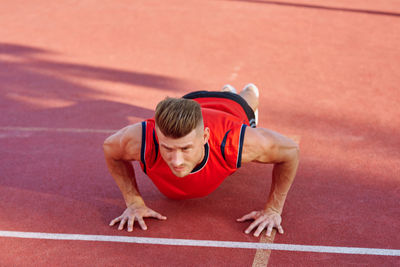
[0,42,191,129]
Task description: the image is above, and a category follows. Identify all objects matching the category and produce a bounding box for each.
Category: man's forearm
[106,158,144,206]
[265,154,299,214]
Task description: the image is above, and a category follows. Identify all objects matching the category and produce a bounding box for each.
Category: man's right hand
[109,202,167,232]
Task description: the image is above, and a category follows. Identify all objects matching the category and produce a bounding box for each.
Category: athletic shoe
[242,83,259,126]
[221,84,237,94]
[242,83,259,98]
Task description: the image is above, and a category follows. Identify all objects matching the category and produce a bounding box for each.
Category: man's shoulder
[242,127,299,164]
[241,127,275,163]
[104,123,143,161]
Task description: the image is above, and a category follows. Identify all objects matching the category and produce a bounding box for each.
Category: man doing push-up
[103,84,299,237]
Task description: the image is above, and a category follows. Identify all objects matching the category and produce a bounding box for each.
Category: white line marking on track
[0,126,116,134]
[0,231,399,256]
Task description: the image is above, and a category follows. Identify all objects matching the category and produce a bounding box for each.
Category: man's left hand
[237,209,284,237]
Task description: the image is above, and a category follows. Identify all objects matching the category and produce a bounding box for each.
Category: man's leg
[241,84,259,125]
[239,83,259,112]
[222,84,259,125]
[221,84,258,112]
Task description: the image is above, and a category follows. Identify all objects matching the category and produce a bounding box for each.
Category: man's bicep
[103,123,142,162]
[242,128,298,164]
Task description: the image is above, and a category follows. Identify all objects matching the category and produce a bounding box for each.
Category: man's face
[156,126,210,178]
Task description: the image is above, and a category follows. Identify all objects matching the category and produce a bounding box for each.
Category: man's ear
[203,127,210,144]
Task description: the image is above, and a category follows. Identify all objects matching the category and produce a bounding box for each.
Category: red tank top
[139,98,250,199]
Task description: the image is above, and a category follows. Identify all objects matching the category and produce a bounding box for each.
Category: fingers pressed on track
[156,215,167,220]
[254,221,269,237]
[138,217,148,230]
[151,210,167,220]
[128,218,134,232]
[118,218,128,230]
[109,216,122,226]
[266,223,274,237]
[245,217,264,234]
[237,211,258,222]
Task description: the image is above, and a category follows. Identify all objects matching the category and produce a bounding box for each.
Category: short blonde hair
[155,97,203,138]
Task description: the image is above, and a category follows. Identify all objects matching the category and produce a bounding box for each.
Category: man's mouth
[173,166,185,172]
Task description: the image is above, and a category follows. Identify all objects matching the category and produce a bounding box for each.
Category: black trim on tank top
[236,124,247,168]
[220,130,231,161]
[191,143,209,174]
[182,91,256,127]
[153,129,159,161]
[140,121,147,174]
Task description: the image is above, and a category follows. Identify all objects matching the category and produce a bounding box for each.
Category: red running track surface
[0,0,399,266]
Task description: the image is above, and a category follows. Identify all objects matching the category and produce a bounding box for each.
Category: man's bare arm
[238,127,299,236]
[103,123,166,231]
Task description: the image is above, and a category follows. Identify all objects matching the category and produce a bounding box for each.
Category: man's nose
[171,151,184,166]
